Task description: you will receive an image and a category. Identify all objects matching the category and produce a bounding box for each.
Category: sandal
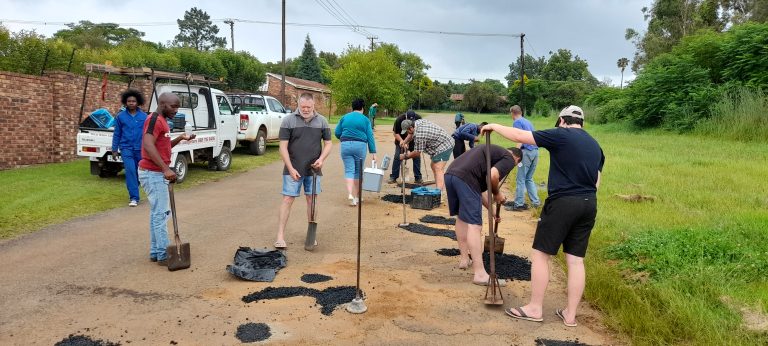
[505,307,543,322]
[555,308,578,327]
[274,240,287,249]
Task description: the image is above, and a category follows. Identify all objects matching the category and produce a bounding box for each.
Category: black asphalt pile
[535,338,589,346]
[397,182,432,189]
[55,334,120,346]
[420,215,456,225]
[482,252,532,281]
[235,323,271,343]
[435,248,461,256]
[381,194,412,204]
[399,223,456,240]
[242,286,360,316]
[301,273,333,283]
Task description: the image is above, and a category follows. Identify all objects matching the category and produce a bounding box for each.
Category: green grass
[463,113,768,345]
[327,114,398,126]
[0,145,281,239]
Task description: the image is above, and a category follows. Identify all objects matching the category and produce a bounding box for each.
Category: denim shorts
[431,148,453,163]
[340,141,368,179]
[282,174,322,197]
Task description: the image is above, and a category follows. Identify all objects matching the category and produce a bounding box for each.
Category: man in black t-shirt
[388,110,422,184]
[481,105,604,327]
[445,145,521,286]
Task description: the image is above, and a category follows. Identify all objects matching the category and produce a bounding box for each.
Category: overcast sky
[2,0,649,86]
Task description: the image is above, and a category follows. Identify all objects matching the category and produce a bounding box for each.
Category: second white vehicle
[227,94,290,155]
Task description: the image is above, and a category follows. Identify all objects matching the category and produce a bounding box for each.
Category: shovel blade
[166,242,191,271]
[483,236,505,254]
[304,222,318,251]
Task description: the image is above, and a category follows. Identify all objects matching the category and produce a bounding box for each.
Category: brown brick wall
[0,70,153,170]
[264,75,336,116]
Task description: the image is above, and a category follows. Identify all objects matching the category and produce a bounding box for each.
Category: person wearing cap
[445,144,521,286]
[507,105,541,211]
[388,110,423,184]
[481,105,604,327]
[399,118,454,191]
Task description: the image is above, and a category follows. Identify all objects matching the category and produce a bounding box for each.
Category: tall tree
[53,21,145,49]
[617,57,630,88]
[331,48,406,113]
[505,54,547,86]
[174,7,226,51]
[294,35,324,83]
[464,82,500,113]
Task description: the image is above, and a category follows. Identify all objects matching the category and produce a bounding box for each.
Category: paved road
[0,114,618,345]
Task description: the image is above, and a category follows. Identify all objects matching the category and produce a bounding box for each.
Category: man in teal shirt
[368,103,378,129]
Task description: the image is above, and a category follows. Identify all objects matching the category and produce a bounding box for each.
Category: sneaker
[150,257,158,262]
[349,197,358,207]
[387,178,398,184]
[505,204,529,212]
[414,178,424,185]
[157,259,168,266]
[128,200,138,207]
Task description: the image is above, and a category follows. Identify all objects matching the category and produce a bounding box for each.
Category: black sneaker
[157,259,168,266]
[505,204,529,212]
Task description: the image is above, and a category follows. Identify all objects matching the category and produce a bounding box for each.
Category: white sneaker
[128,200,138,207]
[350,197,358,207]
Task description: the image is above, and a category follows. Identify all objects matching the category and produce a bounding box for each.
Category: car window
[229,96,242,107]
[216,95,234,115]
[268,99,286,113]
[242,96,266,111]
[172,92,198,109]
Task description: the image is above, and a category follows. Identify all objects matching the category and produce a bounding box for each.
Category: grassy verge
[327,114,398,127]
[0,145,281,239]
[465,113,768,345]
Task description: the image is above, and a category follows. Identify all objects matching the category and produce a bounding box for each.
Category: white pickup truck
[227,94,290,155]
[76,66,239,183]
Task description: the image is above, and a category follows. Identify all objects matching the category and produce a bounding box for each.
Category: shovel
[166,182,191,271]
[304,169,318,251]
[484,203,506,254]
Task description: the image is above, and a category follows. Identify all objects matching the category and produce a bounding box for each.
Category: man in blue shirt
[507,105,541,211]
[111,89,148,207]
[451,122,487,159]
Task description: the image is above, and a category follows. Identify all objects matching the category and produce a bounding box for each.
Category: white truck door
[215,94,238,149]
[267,98,288,138]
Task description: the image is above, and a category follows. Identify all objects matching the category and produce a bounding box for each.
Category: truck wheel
[248,130,267,156]
[216,146,232,171]
[174,154,188,183]
[98,162,121,178]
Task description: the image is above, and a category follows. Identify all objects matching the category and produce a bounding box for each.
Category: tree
[375,43,430,107]
[541,49,597,83]
[617,57,630,88]
[294,35,324,83]
[505,54,547,86]
[264,58,299,77]
[53,21,145,49]
[421,85,448,110]
[174,7,226,51]
[331,48,406,114]
[464,82,500,113]
[213,49,266,91]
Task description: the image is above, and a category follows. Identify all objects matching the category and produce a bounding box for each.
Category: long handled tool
[304,169,318,251]
[484,174,509,254]
[347,158,367,314]
[483,133,504,305]
[399,150,409,227]
[166,182,191,271]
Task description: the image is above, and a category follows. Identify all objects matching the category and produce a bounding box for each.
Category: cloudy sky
[2,0,649,86]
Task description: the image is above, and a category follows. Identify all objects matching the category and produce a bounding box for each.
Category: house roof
[450,94,464,101]
[265,73,329,93]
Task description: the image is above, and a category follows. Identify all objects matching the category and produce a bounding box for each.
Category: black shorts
[532,195,597,257]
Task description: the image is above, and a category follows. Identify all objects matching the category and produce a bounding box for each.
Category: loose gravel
[55,335,120,346]
[235,323,271,343]
[482,252,532,281]
[419,215,456,225]
[242,286,360,316]
[301,273,333,284]
[398,224,456,240]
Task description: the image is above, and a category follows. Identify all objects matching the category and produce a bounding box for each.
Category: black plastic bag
[226,247,287,282]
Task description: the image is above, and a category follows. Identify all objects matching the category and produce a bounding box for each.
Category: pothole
[301,273,333,284]
[420,215,456,225]
[381,194,412,204]
[535,338,590,346]
[235,323,271,343]
[55,334,120,346]
[398,224,456,240]
[242,286,360,315]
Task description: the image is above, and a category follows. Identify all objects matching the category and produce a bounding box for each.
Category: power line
[321,0,373,37]
[1,18,522,38]
[313,0,370,37]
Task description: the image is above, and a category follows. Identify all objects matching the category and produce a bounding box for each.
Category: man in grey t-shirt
[274,93,333,249]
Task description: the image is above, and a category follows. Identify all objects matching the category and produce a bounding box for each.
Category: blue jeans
[138,169,170,261]
[514,149,541,207]
[121,149,142,202]
[390,145,422,180]
[340,141,368,179]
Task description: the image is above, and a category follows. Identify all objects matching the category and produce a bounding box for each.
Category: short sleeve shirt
[446,144,517,193]
[139,113,171,172]
[512,117,538,151]
[532,127,605,200]
[393,113,422,145]
[279,112,332,176]
[413,119,454,156]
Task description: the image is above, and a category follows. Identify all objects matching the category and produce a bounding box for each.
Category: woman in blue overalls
[112,89,148,207]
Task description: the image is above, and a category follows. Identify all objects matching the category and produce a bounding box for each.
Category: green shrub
[696,87,768,142]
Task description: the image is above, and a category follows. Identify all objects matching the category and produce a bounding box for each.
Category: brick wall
[0,70,152,170]
[264,75,335,116]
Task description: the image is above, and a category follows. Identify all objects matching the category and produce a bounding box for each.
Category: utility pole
[281,0,287,106]
[520,33,525,116]
[224,19,235,51]
[367,36,378,51]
